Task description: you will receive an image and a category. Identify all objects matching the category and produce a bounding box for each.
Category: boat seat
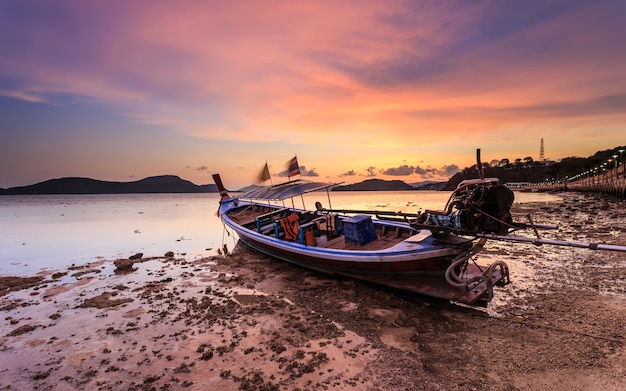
[313,213,341,238]
[298,221,319,245]
[313,215,335,230]
[256,208,290,233]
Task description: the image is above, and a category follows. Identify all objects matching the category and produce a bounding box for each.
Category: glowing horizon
[1,1,625,189]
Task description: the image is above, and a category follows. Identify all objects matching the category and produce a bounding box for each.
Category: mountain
[410,181,449,190]
[443,166,548,190]
[332,179,415,191]
[0,175,218,195]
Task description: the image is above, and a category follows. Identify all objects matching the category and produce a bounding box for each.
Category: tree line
[443,146,625,191]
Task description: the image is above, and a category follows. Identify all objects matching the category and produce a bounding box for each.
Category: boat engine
[419,178,515,235]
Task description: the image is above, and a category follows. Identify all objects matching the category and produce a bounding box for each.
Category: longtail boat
[212,151,626,306]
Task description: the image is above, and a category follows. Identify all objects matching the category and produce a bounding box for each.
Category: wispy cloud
[4,1,624,144]
[339,170,357,177]
[1,1,625,187]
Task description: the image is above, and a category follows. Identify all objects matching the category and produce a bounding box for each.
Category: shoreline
[1,191,625,390]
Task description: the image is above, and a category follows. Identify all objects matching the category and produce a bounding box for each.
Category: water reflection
[0,194,225,275]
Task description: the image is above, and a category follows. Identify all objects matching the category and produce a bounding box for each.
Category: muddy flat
[1,192,625,390]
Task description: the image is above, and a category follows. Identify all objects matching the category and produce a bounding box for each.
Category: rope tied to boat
[445,238,487,288]
[221,222,237,254]
[444,238,510,301]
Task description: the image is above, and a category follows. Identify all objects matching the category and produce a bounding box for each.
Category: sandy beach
[1,192,625,391]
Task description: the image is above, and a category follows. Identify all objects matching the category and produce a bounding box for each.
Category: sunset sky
[1,1,625,189]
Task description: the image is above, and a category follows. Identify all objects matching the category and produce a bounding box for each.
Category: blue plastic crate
[343,215,377,245]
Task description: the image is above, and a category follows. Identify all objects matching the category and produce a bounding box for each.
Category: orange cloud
[1,1,626,188]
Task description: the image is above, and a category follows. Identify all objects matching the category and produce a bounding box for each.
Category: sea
[0,191,561,276]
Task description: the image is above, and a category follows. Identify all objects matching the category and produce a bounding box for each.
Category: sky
[1,0,625,190]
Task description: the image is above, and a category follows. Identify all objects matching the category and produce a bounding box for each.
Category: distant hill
[443,166,548,191]
[0,175,218,195]
[410,181,449,190]
[332,179,415,191]
[442,145,626,190]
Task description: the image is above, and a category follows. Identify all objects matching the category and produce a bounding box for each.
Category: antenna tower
[540,138,545,161]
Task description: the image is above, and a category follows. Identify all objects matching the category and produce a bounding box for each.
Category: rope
[443,238,511,303]
[444,238,489,287]
[221,223,237,249]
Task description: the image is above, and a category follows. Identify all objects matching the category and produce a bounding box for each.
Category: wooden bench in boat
[255,208,290,234]
[298,220,319,245]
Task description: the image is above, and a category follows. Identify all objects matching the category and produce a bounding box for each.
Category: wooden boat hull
[218,198,506,305]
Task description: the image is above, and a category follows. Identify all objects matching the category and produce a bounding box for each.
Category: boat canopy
[236,180,338,201]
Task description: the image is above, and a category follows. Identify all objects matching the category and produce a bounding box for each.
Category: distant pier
[509,164,626,199]
[568,164,626,198]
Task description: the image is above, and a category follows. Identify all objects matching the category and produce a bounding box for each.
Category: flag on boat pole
[287,155,300,180]
[258,162,272,184]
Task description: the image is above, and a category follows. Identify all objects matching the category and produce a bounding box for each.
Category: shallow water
[0,190,561,276]
[0,194,222,275]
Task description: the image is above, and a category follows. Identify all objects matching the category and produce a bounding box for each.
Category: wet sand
[1,192,625,390]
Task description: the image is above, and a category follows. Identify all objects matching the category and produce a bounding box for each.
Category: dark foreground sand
[1,192,625,391]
